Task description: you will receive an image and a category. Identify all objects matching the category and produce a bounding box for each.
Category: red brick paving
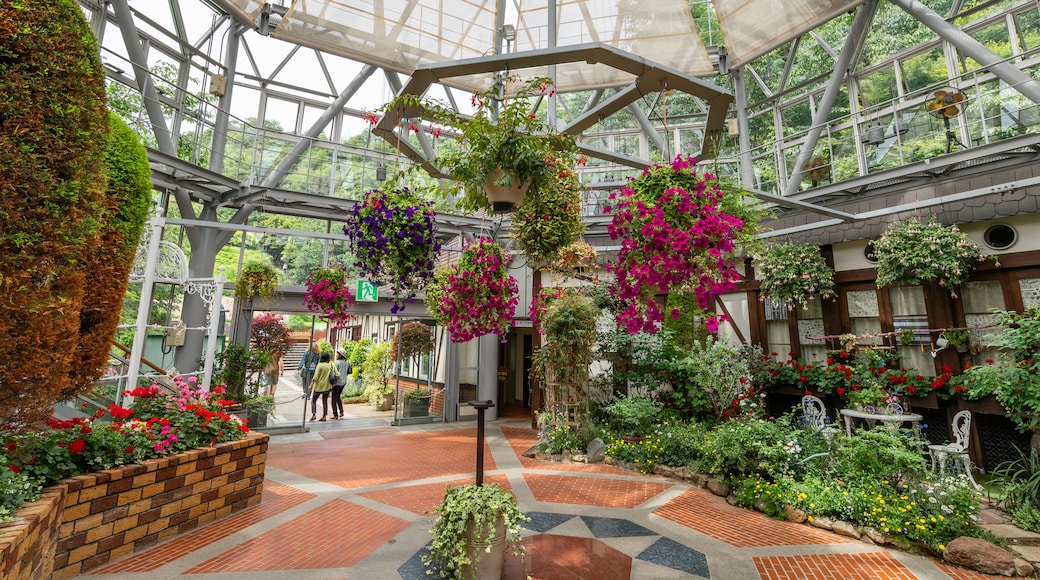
[182,498,409,573]
[935,561,1013,579]
[91,480,314,574]
[268,428,495,488]
[524,473,673,508]
[500,426,640,475]
[655,488,850,547]
[359,473,513,515]
[754,553,917,579]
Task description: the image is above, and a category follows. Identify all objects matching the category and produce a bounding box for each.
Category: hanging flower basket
[551,240,598,274]
[605,155,762,335]
[755,242,835,311]
[429,238,518,343]
[872,217,991,296]
[303,265,355,327]
[343,185,441,313]
[484,167,531,213]
[511,160,585,267]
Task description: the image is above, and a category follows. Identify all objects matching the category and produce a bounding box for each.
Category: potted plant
[343,183,440,313]
[385,76,578,213]
[606,155,762,335]
[428,238,518,343]
[509,158,585,266]
[422,483,529,580]
[362,342,394,410]
[234,260,280,300]
[402,387,432,418]
[303,265,356,328]
[755,242,835,311]
[872,217,992,297]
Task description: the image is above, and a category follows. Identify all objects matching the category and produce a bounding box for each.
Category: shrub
[0,0,110,429]
[69,113,152,396]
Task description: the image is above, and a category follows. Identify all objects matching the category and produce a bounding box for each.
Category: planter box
[908,391,939,410]
[956,394,1006,415]
[0,432,268,580]
[403,398,431,418]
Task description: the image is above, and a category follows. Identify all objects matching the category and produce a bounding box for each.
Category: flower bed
[0,431,268,579]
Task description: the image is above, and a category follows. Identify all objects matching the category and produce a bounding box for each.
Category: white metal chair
[928,410,982,489]
[801,395,839,446]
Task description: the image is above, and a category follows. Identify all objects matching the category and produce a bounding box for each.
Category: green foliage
[600,397,661,436]
[957,307,1040,432]
[235,260,280,299]
[422,483,529,579]
[348,338,373,371]
[695,418,794,479]
[70,113,152,397]
[605,434,665,474]
[993,446,1040,514]
[669,336,762,423]
[214,344,267,402]
[539,290,599,377]
[509,162,585,266]
[828,429,927,484]
[539,422,588,455]
[0,0,110,429]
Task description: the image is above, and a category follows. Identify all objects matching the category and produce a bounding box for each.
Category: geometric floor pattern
[79,417,1008,580]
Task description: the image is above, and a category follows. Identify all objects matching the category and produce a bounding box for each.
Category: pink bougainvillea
[606,155,754,335]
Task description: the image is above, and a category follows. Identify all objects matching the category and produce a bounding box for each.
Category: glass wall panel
[781,100,812,137]
[1015,8,1040,51]
[858,65,898,109]
[900,47,948,94]
[959,21,1013,73]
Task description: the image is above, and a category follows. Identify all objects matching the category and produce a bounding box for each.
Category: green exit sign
[356,279,379,302]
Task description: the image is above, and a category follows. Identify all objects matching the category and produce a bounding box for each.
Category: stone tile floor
[76,379,1027,579]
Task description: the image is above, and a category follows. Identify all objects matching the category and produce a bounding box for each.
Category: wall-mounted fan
[925,88,966,153]
[802,156,831,187]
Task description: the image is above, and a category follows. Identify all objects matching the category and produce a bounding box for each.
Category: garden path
[74,376,1021,579]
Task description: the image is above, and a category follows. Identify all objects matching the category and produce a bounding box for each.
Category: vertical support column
[469,401,494,485]
[732,68,755,188]
[123,215,166,405]
[202,267,226,390]
[477,334,499,421]
[548,0,558,127]
[783,1,877,197]
[110,0,176,155]
[209,22,241,174]
[444,339,460,422]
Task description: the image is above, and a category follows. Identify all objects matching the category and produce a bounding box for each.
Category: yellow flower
[939,544,946,551]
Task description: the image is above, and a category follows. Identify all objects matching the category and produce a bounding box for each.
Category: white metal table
[839,408,924,437]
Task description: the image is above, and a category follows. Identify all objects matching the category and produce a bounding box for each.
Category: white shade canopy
[211,0,868,91]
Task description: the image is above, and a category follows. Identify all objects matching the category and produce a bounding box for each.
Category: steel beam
[890,0,1040,104]
[783,1,878,197]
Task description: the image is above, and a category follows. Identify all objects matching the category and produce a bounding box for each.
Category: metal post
[124,215,166,405]
[783,1,877,197]
[209,23,241,174]
[202,267,226,390]
[732,68,755,188]
[469,400,495,485]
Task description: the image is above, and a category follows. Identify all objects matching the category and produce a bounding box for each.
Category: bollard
[468,400,495,486]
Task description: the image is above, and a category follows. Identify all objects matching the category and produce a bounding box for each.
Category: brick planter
[0,431,268,580]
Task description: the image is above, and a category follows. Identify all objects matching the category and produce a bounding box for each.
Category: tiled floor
[78,413,1008,580]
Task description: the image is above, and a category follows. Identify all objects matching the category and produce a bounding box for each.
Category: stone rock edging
[565,457,1036,578]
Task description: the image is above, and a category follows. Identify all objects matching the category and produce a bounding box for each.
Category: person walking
[310,352,334,421]
[331,348,351,420]
[297,341,321,396]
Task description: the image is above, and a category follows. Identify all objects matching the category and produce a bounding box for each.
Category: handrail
[111,339,169,377]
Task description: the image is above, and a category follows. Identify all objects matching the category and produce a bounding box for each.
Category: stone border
[0,431,268,580]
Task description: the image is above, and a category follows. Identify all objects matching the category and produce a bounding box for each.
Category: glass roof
[211,0,870,91]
